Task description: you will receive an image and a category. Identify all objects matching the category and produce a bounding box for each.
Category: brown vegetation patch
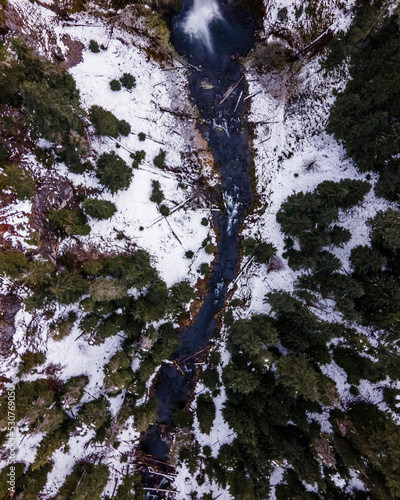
[60,33,84,68]
[0,294,21,356]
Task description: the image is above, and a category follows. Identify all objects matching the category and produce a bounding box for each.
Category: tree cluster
[326,7,400,200]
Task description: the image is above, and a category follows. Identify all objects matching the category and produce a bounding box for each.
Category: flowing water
[140,0,257,491]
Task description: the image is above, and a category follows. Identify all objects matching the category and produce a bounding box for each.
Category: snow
[1,0,217,490]
[1,0,399,498]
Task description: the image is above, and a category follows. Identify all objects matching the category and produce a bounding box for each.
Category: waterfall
[183,0,223,51]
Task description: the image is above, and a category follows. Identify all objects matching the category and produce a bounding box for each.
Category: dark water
[140,0,257,475]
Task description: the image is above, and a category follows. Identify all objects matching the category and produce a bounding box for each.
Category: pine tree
[3,164,36,200]
[276,354,321,402]
[82,198,117,220]
[150,179,165,203]
[96,152,132,194]
[50,271,89,304]
[79,396,110,430]
[55,462,109,500]
[48,208,90,236]
[0,250,28,278]
[350,245,387,274]
[89,105,119,137]
[120,73,136,90]
[222,362,260,394]
[196,393,216,434]
[368,208,400,255]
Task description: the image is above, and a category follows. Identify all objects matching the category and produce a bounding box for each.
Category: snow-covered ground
[1,0,218,495]
[1,0,399,498]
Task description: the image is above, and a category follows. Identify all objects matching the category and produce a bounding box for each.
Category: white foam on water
[225,190,240,235]
[183,0,223,51]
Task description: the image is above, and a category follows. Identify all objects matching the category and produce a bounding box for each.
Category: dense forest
[0,0,400,498]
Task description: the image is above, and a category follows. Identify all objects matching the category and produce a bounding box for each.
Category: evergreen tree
[0,250,28,278]
[118,119,131,136]
[316,179,371,209]
[223,362,260,395]
[350,245,387,274]
[3,164,36,200]
[20,77,81,141]
[14,463,52,500]
[150,179,164,203]
[96,152,132,194]
[169,280,196,313]
[276,354,321,402]
[48,208,91,236]
[82,198,117,220]
[196,393,216,434]
[326,13,400,193]
[79,395,110,430]
[153,149,166,168]
[120,72,136,90]
[368,208,400,255]
[89,105,120,137]
[55,462,109,500]
[243,238,277,264]
[50,271,89,304]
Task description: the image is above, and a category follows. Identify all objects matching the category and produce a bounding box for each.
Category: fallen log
[220,75,244,105]
[289,28,334,61]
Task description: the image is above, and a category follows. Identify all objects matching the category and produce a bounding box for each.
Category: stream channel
[140,0,257,487]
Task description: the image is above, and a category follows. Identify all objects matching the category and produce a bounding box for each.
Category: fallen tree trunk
[288,28,334,61]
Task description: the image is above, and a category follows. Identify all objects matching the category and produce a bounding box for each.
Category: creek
[140,0,257,486]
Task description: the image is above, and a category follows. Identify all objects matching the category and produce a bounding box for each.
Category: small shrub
[82,259,104,276]
[110,79,121,91]
[83,198,117,220]
[89,40,100,53]
[138,132,146,141]
[0,140,9,165]
[0,250,28,278]
[159,204,170,216]
[153,149,166,169]
[130,149,146,168]
[131,150,146,164]
[150,180,164,204]
[18,351,46,375]
[277,6,288,22]
[50,312,76,341]
[185,250,194,259]
[90,105,119,138]
[96,152,132,194]
[120,72,136,90]
[4,165,36,200]
[118,119,131,136]
[201,217,209,226]
[199,263,210,275]
[48,208,91,236]
[205,244,215,255]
